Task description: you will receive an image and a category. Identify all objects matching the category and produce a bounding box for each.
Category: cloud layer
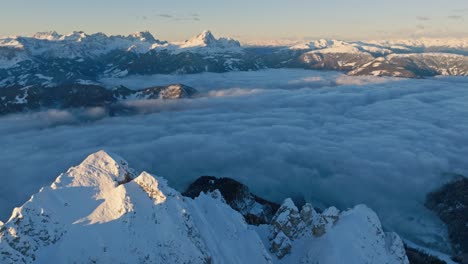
[1,69,467,251]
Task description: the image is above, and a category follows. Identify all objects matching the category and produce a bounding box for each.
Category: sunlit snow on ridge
[0,69,467,252]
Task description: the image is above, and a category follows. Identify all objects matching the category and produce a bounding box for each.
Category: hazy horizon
[2,0,467,41]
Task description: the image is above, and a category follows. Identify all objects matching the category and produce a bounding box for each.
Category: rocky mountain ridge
[0,150,414,264]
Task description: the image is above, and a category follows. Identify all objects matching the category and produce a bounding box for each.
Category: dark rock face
[0,83,197,115]
[405,246,446,264]
[138,84,198,99]
[183,176,280,225]
[425,176,468,263]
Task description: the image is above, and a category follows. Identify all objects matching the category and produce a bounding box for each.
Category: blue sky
[2,0,467,40]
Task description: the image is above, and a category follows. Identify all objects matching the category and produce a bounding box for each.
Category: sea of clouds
[1,69,467,251]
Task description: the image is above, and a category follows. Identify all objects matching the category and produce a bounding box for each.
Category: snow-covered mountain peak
[187,30,217,46]
[181,30,241,51]
[128,31,158,43]
[292,39,365,54]
[32,31,62,41]
[0,151,272,264]
[133,172,167,204]
[290,39,343,50]
[51,150,134,194]
[314,39,335,48]
[59,31,88,42]
[267,199,409,263]
[0,37,24,49]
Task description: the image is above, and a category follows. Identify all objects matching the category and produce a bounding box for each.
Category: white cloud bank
[0,69,467,252]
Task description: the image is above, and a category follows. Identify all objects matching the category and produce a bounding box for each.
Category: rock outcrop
[426,176,468,263]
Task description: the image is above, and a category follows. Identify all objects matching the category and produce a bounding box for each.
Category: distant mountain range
[0,31,467,116]
[0,30,467,89]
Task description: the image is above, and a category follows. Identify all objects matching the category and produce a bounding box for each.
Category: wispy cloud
[158,14,173,18]
[173,17,201,22]
[157,13,201,22]
[416,16,431,21]
[452,8,468,13]
[448,15,463,20]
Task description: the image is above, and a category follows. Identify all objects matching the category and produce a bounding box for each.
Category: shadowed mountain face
[183,176,280,225]
[426,176,468,263]
[0,83,197,115]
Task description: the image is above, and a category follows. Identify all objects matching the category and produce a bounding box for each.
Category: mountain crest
[183,30,216,47]
[32,31,62,40]
[134,172,167,203]
[128,31,157,42]
[51,150,135,193]
[0,151,272,264]
[196,30,216,44]
[181,30,241,50]
[60,31,88,42]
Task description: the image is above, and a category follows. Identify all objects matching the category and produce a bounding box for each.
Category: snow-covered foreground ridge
[0,151,409,263]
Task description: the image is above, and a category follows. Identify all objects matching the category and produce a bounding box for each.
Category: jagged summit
[193,30,217,45]
[127,31,162,43]
[64,150,134,183]
[32,31,62,40]
[181,30,241,50]
[182,30,216,47]
[79,150,126,169]
[50,150,135,199]
[60,31,89,42]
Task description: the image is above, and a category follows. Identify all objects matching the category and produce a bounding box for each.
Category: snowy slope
[291,38,468,55]
[0,151,271,264]
[290,38,468,77]
[369,38,468,53]
[349,53,468,77]
[0,151,410,264]
[260,199,409,264]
